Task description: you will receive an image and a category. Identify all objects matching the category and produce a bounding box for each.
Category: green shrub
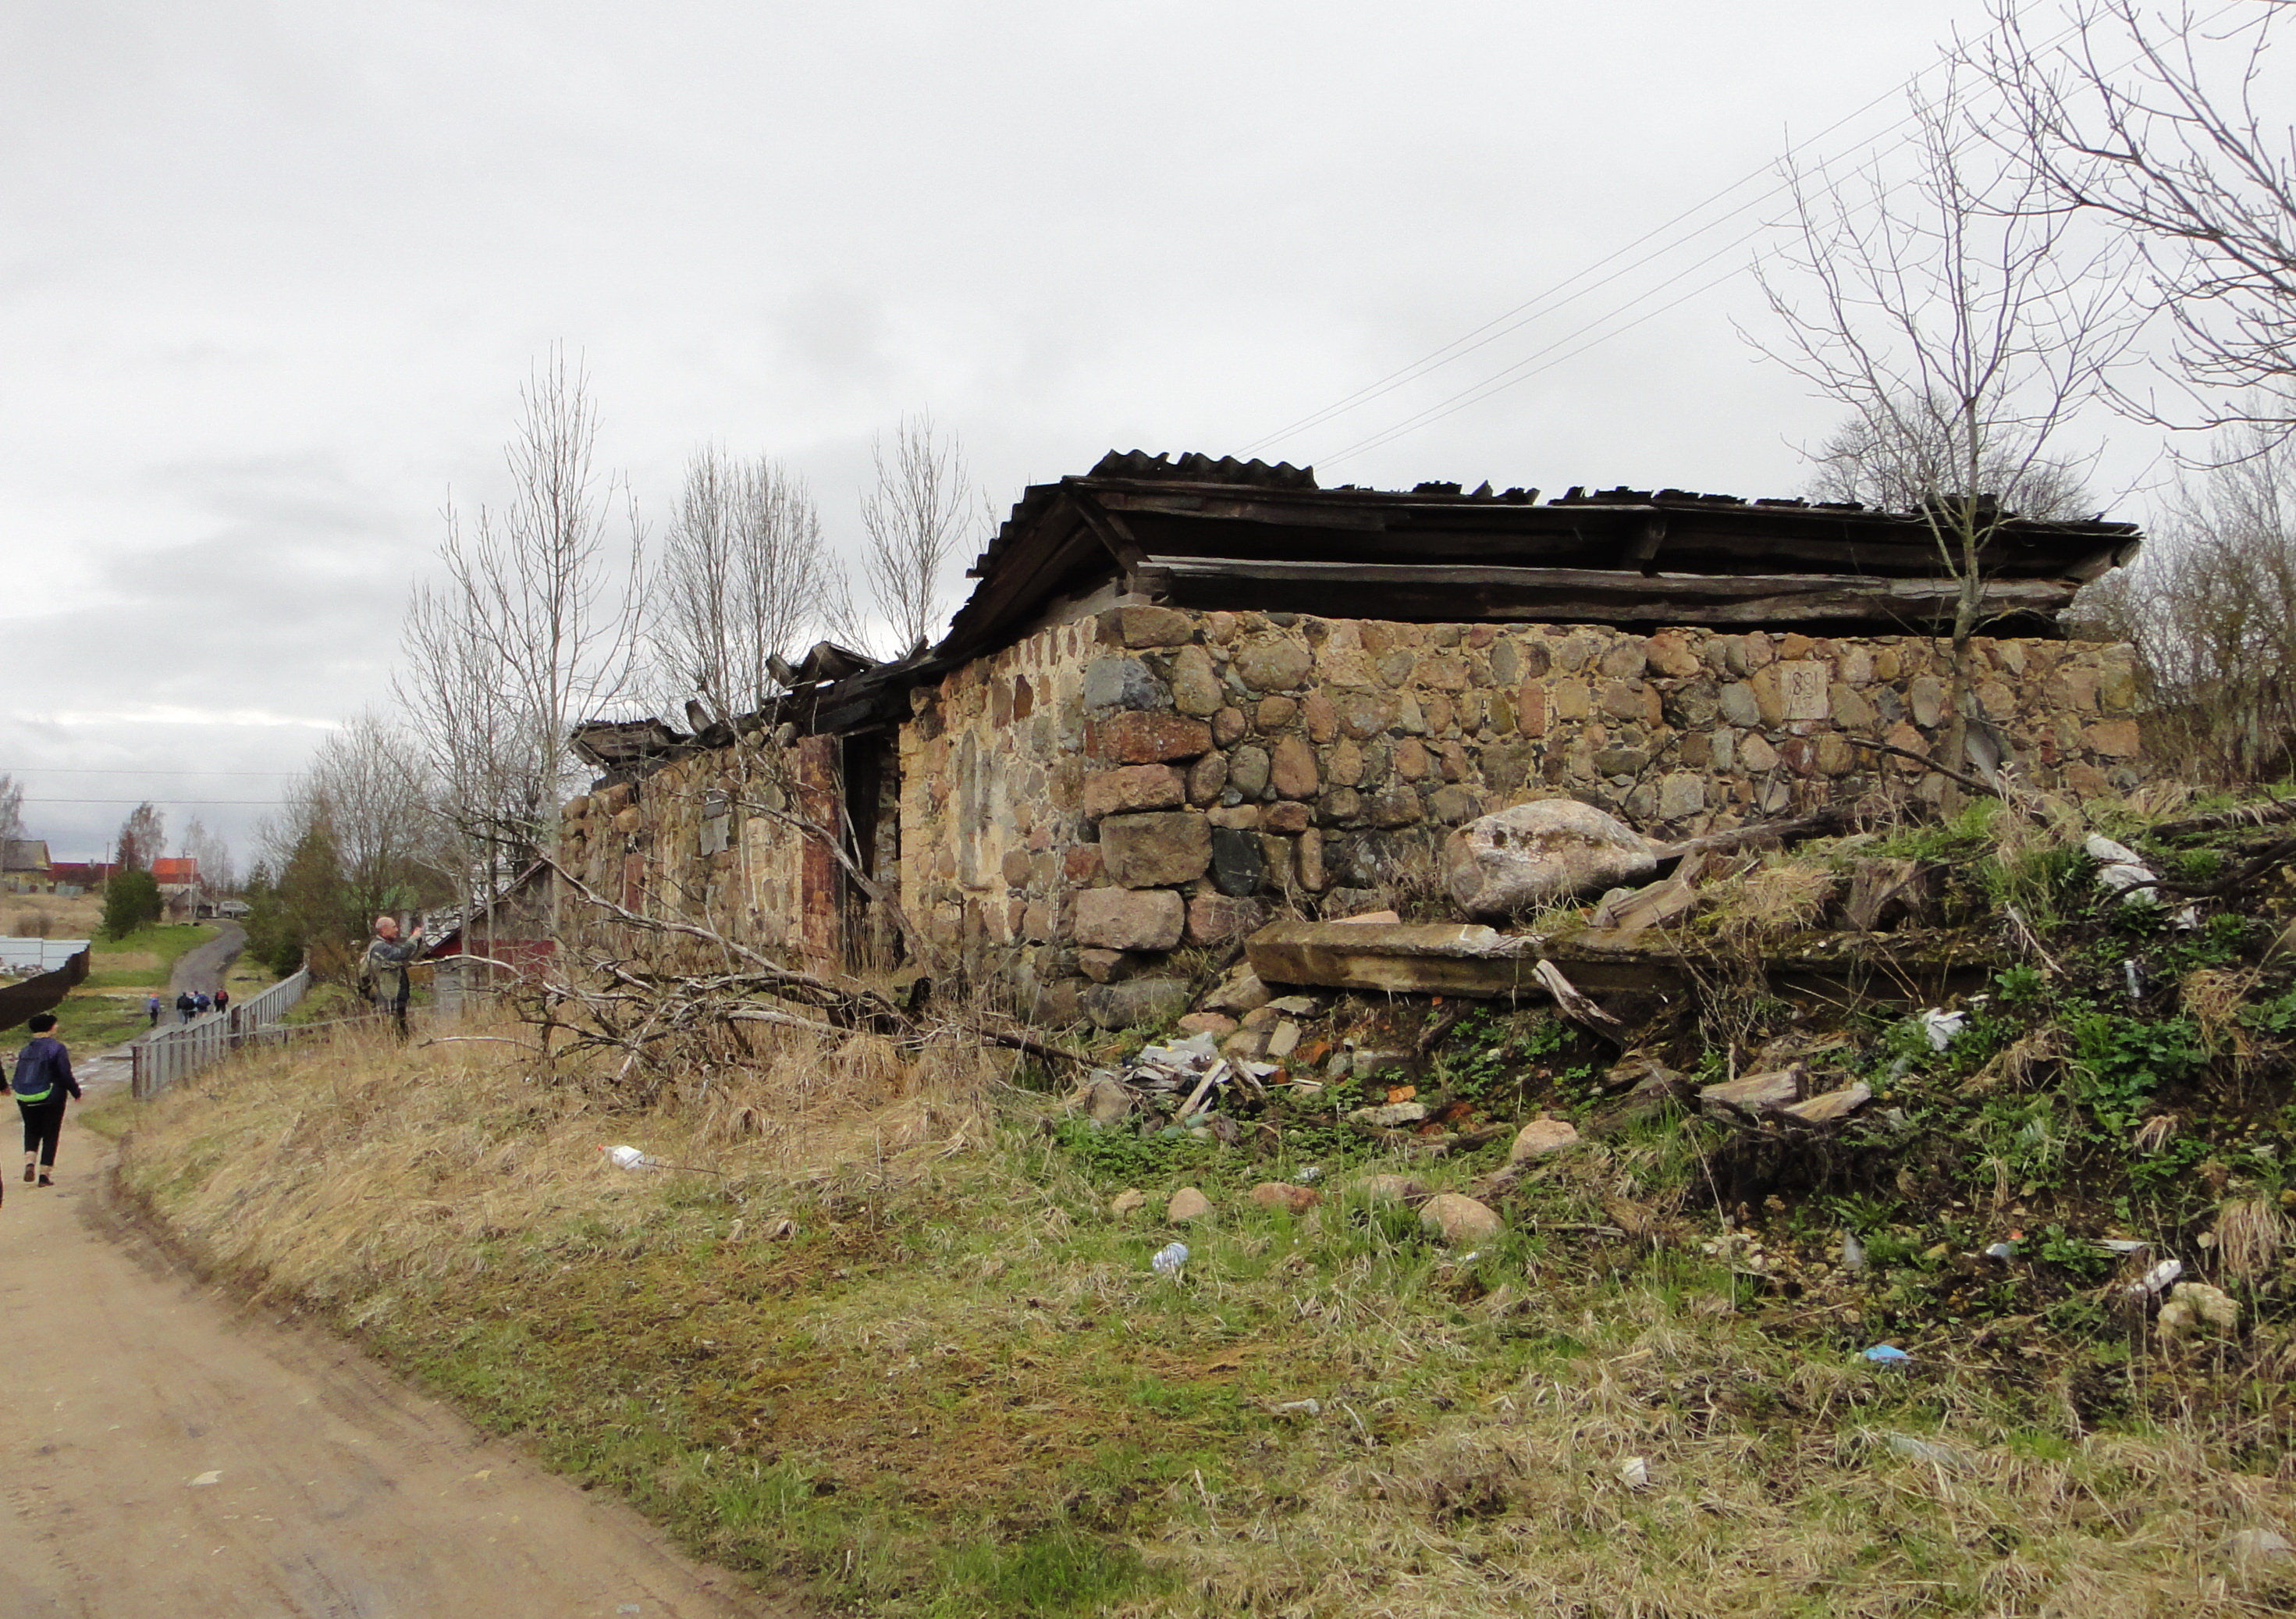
[99,870,162,940]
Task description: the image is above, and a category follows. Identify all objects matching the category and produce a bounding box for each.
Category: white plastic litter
[2124,959,2145,1002]
[1885,1433,1972,1471]
[2086,835,2199,928]
[1618,1457,1651,1489]
[1273,1398,1322,1417]
[1295,1165,1324,1183]
[1841,1231,1868,1272]
[1983,1241,2018,1260]
[602,1144,659,1170]
[1918,1009,1967,1051]
[2129,1257,2184,1297]
[2099,1239,2150,1254]
[1151,1241,1189,1278]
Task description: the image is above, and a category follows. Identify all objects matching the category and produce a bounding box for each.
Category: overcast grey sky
[0,0,2155,867]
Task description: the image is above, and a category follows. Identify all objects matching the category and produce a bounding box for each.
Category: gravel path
[0,1061,777,1617]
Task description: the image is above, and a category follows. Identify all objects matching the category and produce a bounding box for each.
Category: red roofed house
[152,857,200,921]
[46,862,116,895]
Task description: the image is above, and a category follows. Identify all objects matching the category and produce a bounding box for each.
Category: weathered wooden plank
[1246,918,2002,1007]
[1141,557,2077,629]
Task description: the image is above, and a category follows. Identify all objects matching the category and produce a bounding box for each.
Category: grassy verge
[52,991,154,1052]
[81,923,215,990]
[116,996,2296,1617]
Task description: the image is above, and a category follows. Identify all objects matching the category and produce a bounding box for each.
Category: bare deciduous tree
[652,447,836,723]
[270,713,450,919]
[178,816,236,894]
[852,412,985,659]
[397,347,645,874]
[0,775,25,849]
[2074,419,2296,780]
[1972,1,2296,432]
[114,802,165,873]
[1754,70,2139,778]
[1804,404,2099,518]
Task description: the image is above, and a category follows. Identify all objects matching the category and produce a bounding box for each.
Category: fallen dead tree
[499,858,1089,1105]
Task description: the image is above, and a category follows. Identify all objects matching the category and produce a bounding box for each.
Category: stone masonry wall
[901,605,2145,1027]
[556,740,825,961]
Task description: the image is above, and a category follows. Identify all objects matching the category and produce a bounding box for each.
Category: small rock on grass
[2160,1280,2240,1338]
[1168,1187,1212,1221]
[1078,1076,1135,1126]
[2223,1528,2293,1564]
[1200,966,1271,1016]
[1347,1101,1427,1127]
[1248,1182,1321,1215]
[1420,1192,1502,1245]
[1176,1012,1239,1037]
[1359,1173,1429,1204]
[1110,1188,1147,1218]
[1509,1118,1581,1162]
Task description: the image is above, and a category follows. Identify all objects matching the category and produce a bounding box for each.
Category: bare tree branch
[853,412,985,658]
[1750,66,2141,783]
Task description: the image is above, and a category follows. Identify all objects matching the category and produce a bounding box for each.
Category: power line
[1271,3,2243,470]
[20,799,283,807]
[1319,261,1754,464]
[1238,82,1913,457]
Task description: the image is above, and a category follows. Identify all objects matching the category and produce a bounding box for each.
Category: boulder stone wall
[900,607,2145,1024]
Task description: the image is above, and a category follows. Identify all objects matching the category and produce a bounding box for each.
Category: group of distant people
[0,913,431,1206]
[144,988,227,1027]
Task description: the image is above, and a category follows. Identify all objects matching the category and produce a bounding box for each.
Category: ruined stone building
[557,451,2145,1026]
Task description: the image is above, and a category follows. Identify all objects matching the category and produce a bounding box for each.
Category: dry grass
[2187,966,2266,1072]
[117,1010,995,1308]
[2216,1195,2290,1286]
[107,1012,2296,1618]
[1701,855,1839,949]
[1965,1027,2064,1096]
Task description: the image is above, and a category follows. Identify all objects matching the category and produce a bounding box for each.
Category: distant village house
[2,840,52,895]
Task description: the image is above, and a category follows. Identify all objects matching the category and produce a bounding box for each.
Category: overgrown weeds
[105,781,2296,1617]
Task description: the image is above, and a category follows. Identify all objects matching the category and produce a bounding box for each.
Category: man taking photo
[361,913,425,1037]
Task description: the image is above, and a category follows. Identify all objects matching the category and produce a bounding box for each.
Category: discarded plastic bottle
[2129,1257,2183,1297]
[1840,1231,1867,1272]
[1861,1343,1911,1365]
[602,1144,659,1170]
[1151,1241,1189,1277]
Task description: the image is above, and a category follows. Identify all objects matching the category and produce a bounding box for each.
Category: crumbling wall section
[556,747,816,963]
[900,606,2146,1026]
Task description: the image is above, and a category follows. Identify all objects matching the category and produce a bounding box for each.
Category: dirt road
[169,920,246,998]
[0,1055,776,1618]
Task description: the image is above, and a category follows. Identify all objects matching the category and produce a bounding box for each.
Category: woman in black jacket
[12,1012,81,1188]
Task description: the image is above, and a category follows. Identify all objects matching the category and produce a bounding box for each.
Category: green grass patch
[82,923,216,989]
[50,990,152,1052]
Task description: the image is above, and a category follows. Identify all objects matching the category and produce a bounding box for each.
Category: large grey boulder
[1443,800,1662,918]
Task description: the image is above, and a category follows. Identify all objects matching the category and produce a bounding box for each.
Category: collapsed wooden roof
[937,450,2144,664]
